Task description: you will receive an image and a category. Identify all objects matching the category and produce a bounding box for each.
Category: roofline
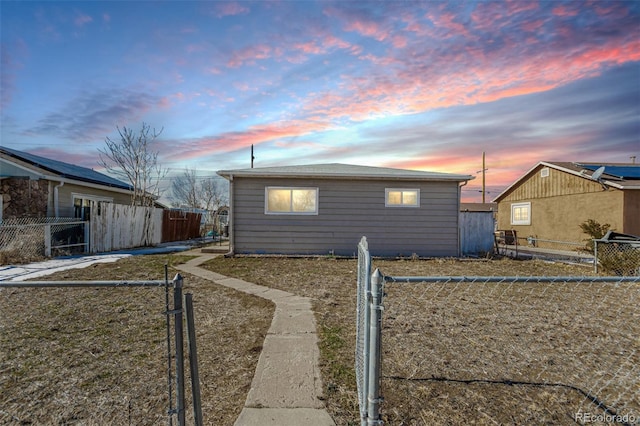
[1,151,134,193]
[492,161,637,202]
[217,165,473,182]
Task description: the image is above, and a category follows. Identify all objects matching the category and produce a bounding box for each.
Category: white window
[72,194,113,220]
[385,188,420,207]
[541,167,549,178]
[265,187,318,215]
[511,202,531,225]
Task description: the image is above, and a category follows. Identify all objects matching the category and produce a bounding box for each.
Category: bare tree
[201,175,228,211]
[170,168,227,211]
[98,123,168,206]
[170,168,199,208]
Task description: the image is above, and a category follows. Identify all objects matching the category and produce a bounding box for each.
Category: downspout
[457,180,469,257]
[228,174,235,256]
[54,180,64,218]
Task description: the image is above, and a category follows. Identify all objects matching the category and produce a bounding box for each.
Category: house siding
[55,182,133,217]
[623,190,640,236]
[496,165,627,242]
[231,177,461,257]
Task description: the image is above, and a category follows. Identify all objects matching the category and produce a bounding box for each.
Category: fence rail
[0,217,88,264]
[0,272,202,426]
[356,236,640,425]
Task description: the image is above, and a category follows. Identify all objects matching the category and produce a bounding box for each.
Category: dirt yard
[1,254,638,425]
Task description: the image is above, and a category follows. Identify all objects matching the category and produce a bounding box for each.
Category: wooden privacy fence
[459,211,495,256]
[90,204,203,253]
[90,202,163,253]
[162,210,202,243]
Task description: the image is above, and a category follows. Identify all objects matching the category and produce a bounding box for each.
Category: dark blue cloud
[27,89,164,142]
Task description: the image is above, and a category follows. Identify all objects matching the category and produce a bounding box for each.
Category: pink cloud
[345,19,388,41]
[432,11,470,38]
[29,147,101,170]
[214,2,250,18]
[391,35,408,49]
[552,5,579,17]
[227,44,272,68]
[165,119,335,162]
[74,12,93,27]
[294,41,324,55]
[503,0,539,15]
[521,19,544,33]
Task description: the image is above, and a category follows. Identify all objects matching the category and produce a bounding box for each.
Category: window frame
[385,188,420,208]
[510,202,531,225]
[264,186,319,215]
[72,193,113,220]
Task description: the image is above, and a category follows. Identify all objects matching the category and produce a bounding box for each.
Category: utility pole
[482,151,486,204]
[251,145,255,168]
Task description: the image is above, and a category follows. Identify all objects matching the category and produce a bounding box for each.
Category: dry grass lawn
[201,256,639,426]
[2,253,638,426]
[0,254,274,425]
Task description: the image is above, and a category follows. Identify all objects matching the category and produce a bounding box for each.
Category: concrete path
[176,250,335,426]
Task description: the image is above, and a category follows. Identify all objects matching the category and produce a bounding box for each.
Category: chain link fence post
[367,268,384,425]
[172,274,186,426]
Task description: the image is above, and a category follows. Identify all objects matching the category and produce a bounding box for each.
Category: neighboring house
[493,161,640,244]
[217,163,473,257]
[0,146,134,220]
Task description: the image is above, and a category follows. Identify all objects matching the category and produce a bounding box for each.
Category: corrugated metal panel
[459,211,495,255]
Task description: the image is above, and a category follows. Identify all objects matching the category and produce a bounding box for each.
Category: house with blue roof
[0,146,134,221]
[493,161,640,245]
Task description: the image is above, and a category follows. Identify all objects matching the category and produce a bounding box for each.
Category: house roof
[493,161,640,202]
[217,163,474,182]
[0,146,133,191]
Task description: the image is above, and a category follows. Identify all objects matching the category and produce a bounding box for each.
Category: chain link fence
[357,237,640,425]
[0,274,202,426]
[0,217,88,264]
[495,232,594,264]
[595,240,640,276]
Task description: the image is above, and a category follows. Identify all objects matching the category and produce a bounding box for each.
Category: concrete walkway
[176,250,335,426]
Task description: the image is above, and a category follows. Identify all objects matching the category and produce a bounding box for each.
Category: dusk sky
[1,1,639,202]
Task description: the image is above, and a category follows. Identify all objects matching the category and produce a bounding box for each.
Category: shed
[217,163,473,257]
[493,161,640,244]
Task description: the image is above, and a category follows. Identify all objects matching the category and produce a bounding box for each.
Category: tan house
[493,161,640,244]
